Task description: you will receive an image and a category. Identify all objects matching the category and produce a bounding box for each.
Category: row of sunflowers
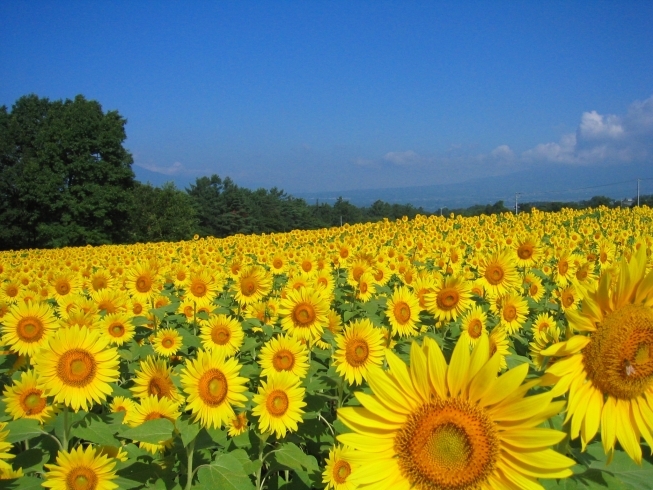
[0,206,651,489]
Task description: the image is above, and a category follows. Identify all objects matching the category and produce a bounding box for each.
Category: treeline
[1,94,649,250]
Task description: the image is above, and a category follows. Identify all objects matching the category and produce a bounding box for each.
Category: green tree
[0,94,135,249]
[130,182,199,243]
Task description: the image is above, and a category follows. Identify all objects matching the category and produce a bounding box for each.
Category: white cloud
[135,161,184,175]
[523,95,653,165]
[383,150,423,166]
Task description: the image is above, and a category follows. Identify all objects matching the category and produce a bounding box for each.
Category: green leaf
[0,475,44,490]
[118,418,174,444]
[177,327,201,348]
[74,413,121,446]
[273,442,319,474]
[195,452,255,490]
[4,419,44,443]
[12,448,49,473]
[176,415,200,447]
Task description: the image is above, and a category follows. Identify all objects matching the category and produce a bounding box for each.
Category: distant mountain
[132,165,198,190]
[293,163,651,211]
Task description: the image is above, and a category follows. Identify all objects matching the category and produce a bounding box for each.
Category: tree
[129,182,199,243]
[0,94,135,249]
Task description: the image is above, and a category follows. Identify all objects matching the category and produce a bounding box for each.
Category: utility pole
[515,193,521,215]
[637,178,641,207]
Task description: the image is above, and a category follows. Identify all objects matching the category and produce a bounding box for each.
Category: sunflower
[0,422,12,470]
[279,287,330,342]
[90,289,128,315]
[489,327,510,371]
[337,336,574,490]
[552,251,577,287]
[333,319,385,385]
[125,262,160,303]
[227,412,249,437]
[42,445,118,490]
[555,284,579,313]
[460,305,488,347]
[3,369,55,423]
[259,334,310,379]
[541,247,653,463]
[524,272,545,303]
[0,280,21,304]
[532,313,559,342]
[184,269,219,308]
[234,265,272,305]
[479,249,520,296]
[323,445,360,490]
[425,275,473,323]
[514,236,541,268]
[49,271,81,302]
[199,315,244,357]
[270,253,288,275]
[499,292,529,334]
[180,349,248,429]
[1,300,58,356]
[128,395,181,454]
[131,356,181,402]
[34,326,120,411]
[326,309,343,335]
[386,286,421,337]
[252,371,306,438]
[152,328,183,357]
[356,272,376,303]
[109,396,137,424]
[87,269,115,292]
[99,312,134,346]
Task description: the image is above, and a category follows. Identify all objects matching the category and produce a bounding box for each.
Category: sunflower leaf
[5,419,44,443]
[195,452,255,490]
[118,418,174,445]
[176,415,200,447]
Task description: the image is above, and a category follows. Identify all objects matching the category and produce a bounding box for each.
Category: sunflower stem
[255,431,270,490]
[184,436,197,490]
[62,405,69,451]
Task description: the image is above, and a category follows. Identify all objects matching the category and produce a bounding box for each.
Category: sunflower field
[0,206,652,490]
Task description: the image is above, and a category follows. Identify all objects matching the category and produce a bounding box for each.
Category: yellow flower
[184,268,219,308]
[99,312,135,346]
[227,412,249,437]
[259,334,310,379]
[125,262,160,303]
[337,336,574,489]
[131,356,181,402]
[425,275,473,323]
[234,265,272,305]
[180,349,248,429]
[279,287,329,342]
[109,396,136,425]
[43,445,118,490]
[199,314,244,357]
[252,371,306,438]
[333,319,385,385]
[541,246,653,463]
[34,326,120,411]
[499,292,529,334]
[479,249,520,296]
[1,300,58,356]
[128,395,181,454]
[3,369,55,423]
[323,445,360,490]
[386,286,421,337]
[152,328,183,357]
[460,305,488,347]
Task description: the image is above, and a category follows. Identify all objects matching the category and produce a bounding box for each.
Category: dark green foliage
[0,94,135,249]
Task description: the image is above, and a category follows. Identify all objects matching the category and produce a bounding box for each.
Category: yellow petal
[424,337,448,398]
[447,337,470,397]
[490,392,553,422]
[601,396,617,455]
[614,399,642,464]
[467,353,500,404]
[384,349,420,405]
[354,392,407,424]
[409,341,431,402]
[541,335,590,357]
[366,367,415,414]
[479,363,528,408]
[468,333,490,381]
[500,428,566,449]
[580,385,603,450]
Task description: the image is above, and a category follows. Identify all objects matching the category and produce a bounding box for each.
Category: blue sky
[1,1,652,195]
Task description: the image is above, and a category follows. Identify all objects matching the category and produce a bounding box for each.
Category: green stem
[185,436,197,490]
[256,432,270,490]
[62,405,69,451]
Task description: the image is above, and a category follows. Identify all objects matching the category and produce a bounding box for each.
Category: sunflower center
[333,460,352,484]
[149,375,174,398]
[57,349,97,387]
[359,281,369,294]
[345,339,369,367]
[437,289,459,311]
[503,305,517,322]
[562,292,575,308]
[302,261,312,272]
[198,369,228,406]
[558,260,569,275]
[517,243,533,260]
[600,252,608,263]
[583,304,653,400]
[394,301,412,324]
[293,303,316,326]
[241,278,257,296]
[468,319,482,338]
[317,277,328,287]
[273,259,283,269]
[6,285,18,297]
[485,265,504,285]
[576,267,588,281]
[162,338,174,349]
[56,280,71,296]
[176,271,186,281]
[109,323,125,337]
[266,390,289,417]
[191,281,207,297]
[134,275,153,294]
[529,283,539,296]
[16,317,44,342]
[395,398,498,490]
[133,303,144,315]
[67,467,98,490]
[211,326,231,345]
[21,390,46,415]
[272,349,295,371]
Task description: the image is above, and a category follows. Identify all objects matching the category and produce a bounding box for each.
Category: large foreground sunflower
[34,326,120,411]
[180,349,248,429]
[43,445,118,490]
[542,246,653,463]
[337,336,574,489]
